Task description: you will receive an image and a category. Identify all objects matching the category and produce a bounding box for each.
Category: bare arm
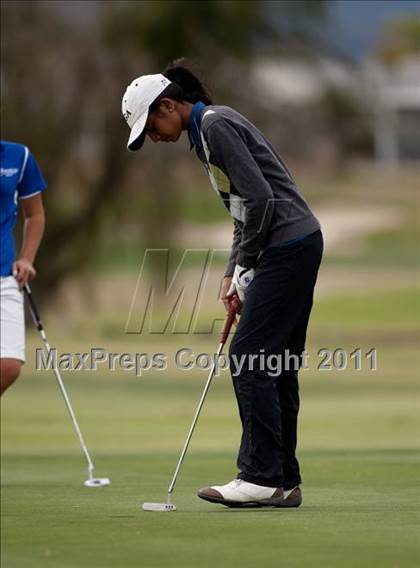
[13,193,45,288]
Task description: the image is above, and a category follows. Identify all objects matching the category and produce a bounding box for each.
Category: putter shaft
[167,341,224,498]
[166,294,240,501]
[24,283,97,480]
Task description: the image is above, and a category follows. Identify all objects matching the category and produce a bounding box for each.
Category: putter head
[84,477,111,488]
[142,502,177,512]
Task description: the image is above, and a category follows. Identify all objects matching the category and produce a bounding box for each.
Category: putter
[24,283,110,488]
[143,293,241,512]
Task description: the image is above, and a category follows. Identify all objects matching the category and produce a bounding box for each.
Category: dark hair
[149,58,213,113]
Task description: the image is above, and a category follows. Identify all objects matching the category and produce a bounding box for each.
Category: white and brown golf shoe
[197,479,302,508]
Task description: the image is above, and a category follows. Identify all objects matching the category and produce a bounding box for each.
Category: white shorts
[0,276,25,362]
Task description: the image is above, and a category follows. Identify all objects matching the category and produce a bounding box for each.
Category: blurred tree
[104,0,327,65]
[2,1,132,300]
[105,0,267,63]
[375,17,420,64]
[1,0,327,303]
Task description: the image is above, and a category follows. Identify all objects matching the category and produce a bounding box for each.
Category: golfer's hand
[227,264,255,304]
[221,277,233,311]
[12,259,36,289]
[221,276,240,326]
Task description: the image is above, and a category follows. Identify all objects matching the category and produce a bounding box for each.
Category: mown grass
[1,451,419,568]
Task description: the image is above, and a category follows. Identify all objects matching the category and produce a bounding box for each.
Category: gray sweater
[194,105,321,277]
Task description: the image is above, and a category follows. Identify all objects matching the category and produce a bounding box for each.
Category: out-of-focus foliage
[105,0,271,63]
[375,17,420,63]
[2,1,131,296]
[105,0,327,62]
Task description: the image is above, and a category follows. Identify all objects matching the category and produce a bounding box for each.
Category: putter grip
[220,293,241,345]
[23,284,43,330]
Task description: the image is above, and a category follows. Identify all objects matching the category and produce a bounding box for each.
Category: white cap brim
[127,111,148,152]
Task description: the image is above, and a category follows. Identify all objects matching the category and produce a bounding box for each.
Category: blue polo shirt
[0,141,47,276]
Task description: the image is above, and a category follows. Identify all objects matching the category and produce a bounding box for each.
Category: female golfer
[122,60,323,508]
[0,141,46,395]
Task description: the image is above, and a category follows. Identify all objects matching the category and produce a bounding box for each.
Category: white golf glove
[227,264,255,303]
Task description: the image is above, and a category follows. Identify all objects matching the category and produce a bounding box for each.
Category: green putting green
[1,451,419,568]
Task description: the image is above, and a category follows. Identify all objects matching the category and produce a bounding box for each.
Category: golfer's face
[145,101,182,144]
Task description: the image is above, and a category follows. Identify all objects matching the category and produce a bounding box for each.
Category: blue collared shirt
[188,101,206,151]
[0,141,47,275]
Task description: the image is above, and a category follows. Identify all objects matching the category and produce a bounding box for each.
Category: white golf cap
[122,73,172,151]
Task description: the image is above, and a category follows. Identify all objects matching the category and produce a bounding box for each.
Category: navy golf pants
[229,229,323,489]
